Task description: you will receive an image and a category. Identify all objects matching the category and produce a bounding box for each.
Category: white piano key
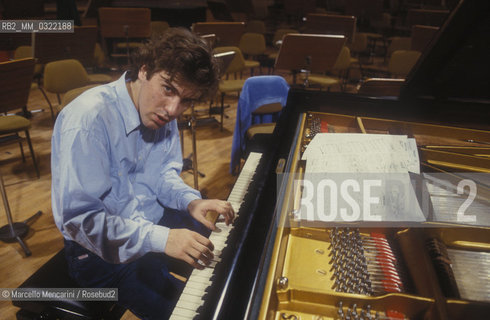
[185,280,208,290]
[186,275,212,286]
[171,306,197,318]
[169,313,192,320]
[182,286,206,297]
[180,292,205,304]
[188,270,212,279]
[175,299,202,311]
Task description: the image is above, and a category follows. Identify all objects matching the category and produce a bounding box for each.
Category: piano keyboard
[170,152,263,320]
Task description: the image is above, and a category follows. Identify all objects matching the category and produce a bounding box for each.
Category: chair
[13,249,126,319]
[213,46,247,130]
[13,45,43,86]
[239,32,266,76]
[0,58,39,178]
[98,7,151,65]
[40,59,112,120]
[388,50,422,78]
[348,32,370,78]
[230,75,289,174]
[411,25,439,53]
[407,9,449,28]
[306,46,353,91]
[206,0,235,21]
[385,37,412,62]
[150,21,170,41]
[60,84,99,110]
[246,20,266,34]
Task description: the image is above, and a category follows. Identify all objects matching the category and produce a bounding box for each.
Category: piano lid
[400,0,490,103]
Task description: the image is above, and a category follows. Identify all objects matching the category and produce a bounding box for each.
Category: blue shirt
[51,73,201,264]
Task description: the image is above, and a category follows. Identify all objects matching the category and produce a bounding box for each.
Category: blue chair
[230,76,289,174]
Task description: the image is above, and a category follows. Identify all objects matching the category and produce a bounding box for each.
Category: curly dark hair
[128,27,219,101]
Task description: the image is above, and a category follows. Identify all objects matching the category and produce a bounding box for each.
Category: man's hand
[165,228,214,269]
[187,199,235,231]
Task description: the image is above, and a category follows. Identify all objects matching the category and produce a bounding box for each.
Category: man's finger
[192,242,214,261]
[193,232,215,252]
[184,254,204,270]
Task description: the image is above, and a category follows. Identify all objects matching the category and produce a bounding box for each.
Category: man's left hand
[187,199,235,231]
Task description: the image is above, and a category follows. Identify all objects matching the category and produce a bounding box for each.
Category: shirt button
[118,172,122,176]
[138,156,142,160]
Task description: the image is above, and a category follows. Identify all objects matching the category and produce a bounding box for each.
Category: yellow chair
[386,37,411,61]
[306,46,353,91]
[150,21,170,41]
[213,46,247,130]
[348,32,369,79]
[246,20,266,34]
[0,58,39,178]
[13,46,44,78]
[60,84,99,110]
[239,33,266,76]
[388,50,421,78]
[40,59,112,119]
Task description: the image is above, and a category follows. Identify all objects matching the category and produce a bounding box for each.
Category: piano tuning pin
[277,277,289,289]
[365,305,372,320]
[315,248,325,255]
[280,313,298,320]
[316,268,327,276]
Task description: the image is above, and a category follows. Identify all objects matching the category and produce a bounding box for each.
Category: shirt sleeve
[154,120,202,210]
[51,126,168,264]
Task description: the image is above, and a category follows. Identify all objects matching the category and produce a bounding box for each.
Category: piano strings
[426,237,490,303]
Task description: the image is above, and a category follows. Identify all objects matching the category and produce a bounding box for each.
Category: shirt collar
[115,72,141,135]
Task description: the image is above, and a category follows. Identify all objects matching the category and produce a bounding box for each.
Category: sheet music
[302,133,420,174]
[297,133,425,223]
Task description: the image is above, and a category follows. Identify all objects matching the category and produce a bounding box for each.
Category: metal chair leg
[38,87,55,121]
[190,112,199,190]
[24,130,40,178]
[220,92,225,131]
[18,138,26,162]
[0,172,42,257]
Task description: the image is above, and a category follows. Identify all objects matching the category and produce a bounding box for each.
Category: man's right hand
[164,228,214,269]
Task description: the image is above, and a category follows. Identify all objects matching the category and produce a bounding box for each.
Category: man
[51,28,234,319]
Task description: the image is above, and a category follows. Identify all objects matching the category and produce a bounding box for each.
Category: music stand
[98,7,151,66]
[274,33,346,85]
[33,26,98,66]
[192,22,245,47]
[206,0,234,22]
[0,172,42,257]
[181,51,236,189]
[208,50,237,120]
[304,14,356,44]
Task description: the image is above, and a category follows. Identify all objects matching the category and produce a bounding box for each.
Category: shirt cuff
[148,224,169,253]
[180,192,201,212]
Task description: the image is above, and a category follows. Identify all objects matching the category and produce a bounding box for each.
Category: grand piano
[170,1,490,319]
